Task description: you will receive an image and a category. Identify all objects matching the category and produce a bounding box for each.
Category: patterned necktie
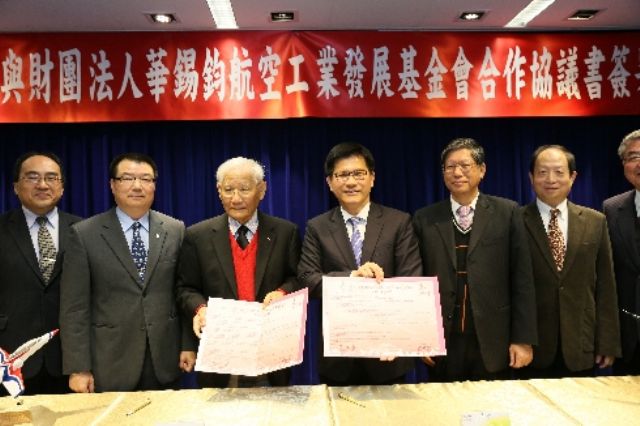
[456,205,473,232]
[347,217,365,267]
[36,216,57,283]
[131,222,147,280]
[548,208,565,271]
[236,225,250,249]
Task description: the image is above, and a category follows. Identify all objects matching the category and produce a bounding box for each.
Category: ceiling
[1,0,639,33]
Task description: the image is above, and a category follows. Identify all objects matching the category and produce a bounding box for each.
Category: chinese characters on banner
[0,30,639,122]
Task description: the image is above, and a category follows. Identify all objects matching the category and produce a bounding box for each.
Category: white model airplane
[1,329,59,397]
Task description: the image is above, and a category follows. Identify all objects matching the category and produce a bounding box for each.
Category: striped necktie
[347,217,365,267]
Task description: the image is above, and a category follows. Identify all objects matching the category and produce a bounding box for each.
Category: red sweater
[229,231,258,301]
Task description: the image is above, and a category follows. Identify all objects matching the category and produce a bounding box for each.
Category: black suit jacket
[523,202,620,371]
[604,190,640,363]
[413,194,537,373]
[176,211,301,384]
[298,203,423,383]
[0,208,81,379]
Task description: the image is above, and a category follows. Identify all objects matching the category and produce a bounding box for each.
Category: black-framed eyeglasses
[333,169,369,182]
[21,173,62,185]
[113,175,156,185]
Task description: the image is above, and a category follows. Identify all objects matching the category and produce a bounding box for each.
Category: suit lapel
[255,212,275,297]
[100,209,143,287]
[562,202,585,275]
[145,210,167,287]
[523,203,558,274]
[328,207,357,269]
[467,194,491,257]
[49,211,75,283]
[614,191,640,271]
[433,201,456,269]
[7,209,43,284]
[361,203,383,264]
[211,214,238,298]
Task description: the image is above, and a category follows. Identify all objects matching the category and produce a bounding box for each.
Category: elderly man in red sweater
[176,157,301,388]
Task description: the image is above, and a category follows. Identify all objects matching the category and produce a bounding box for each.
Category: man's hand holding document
[322,277,446,357]
[195,288,308,376]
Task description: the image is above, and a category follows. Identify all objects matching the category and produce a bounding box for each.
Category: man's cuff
[195,303,206,316]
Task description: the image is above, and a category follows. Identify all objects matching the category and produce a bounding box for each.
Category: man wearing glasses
[413,137,537,382]
[298,142,422,386]
[0,152,81,395]
[60,153,195,393]
[176,156,300,388]
[603,129,640,375]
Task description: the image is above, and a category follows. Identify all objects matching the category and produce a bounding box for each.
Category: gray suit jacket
[0,208,81,379]
[298,203,423,383]
[523,202,621,371]
[413,194,537,373]
[603,190,640,363]
[60,208,187,392]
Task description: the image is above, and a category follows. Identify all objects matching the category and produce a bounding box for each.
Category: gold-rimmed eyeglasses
[20,174,62,185]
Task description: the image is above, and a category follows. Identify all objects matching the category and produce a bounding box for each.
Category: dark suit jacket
[60,208,189,392]
[175,211,301,384]
[523,202,621,371]
[413,194,537,373]
[298,203,423,383]
[0,208,81,380]
[604,190,640,363]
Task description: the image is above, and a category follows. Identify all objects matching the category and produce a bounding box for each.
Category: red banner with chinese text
[0,31,639,122]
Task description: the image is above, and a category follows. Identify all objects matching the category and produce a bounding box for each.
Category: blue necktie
[131,222,147,281]
[348,217,365,267]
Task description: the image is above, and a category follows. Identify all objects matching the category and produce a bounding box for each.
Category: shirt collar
[116,207,150,232]
[22,205,58,229]
[450,193,479,216]
[228,211,259,235]
[340,202,371,224]
[536,198,569,218]
[635,191,640,217]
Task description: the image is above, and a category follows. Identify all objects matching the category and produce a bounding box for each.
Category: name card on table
[195,288,308,376]
[322,277,446,357]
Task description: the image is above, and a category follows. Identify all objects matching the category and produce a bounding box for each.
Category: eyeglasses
[443,162,475,174]
[333,169,369,182]
[623,152,640,163]
[220,187,255,198]
[113,175,156,186]
[21,174,62,185]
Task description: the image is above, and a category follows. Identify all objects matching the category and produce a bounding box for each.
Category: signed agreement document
[195,288,308,376]
[322,277,446,357]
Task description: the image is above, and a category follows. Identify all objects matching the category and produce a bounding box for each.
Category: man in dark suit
[603,129,640,375]
[60,153,195,393]
[176,156,300,388]
[0,152,81,395]
[413,138,537,382]
[298,142,423,386]
[522,145,620,378]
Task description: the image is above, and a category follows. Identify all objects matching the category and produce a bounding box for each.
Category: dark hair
[109,153,158,179]
[324,142,375,177]
[440,138,485,167]
[529,145,576,174]
[13,151,65,183]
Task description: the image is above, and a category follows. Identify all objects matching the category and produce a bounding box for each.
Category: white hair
[618,129,640,160]
[216,157,265,184]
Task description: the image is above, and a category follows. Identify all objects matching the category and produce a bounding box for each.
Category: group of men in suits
[2,130,640,394]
